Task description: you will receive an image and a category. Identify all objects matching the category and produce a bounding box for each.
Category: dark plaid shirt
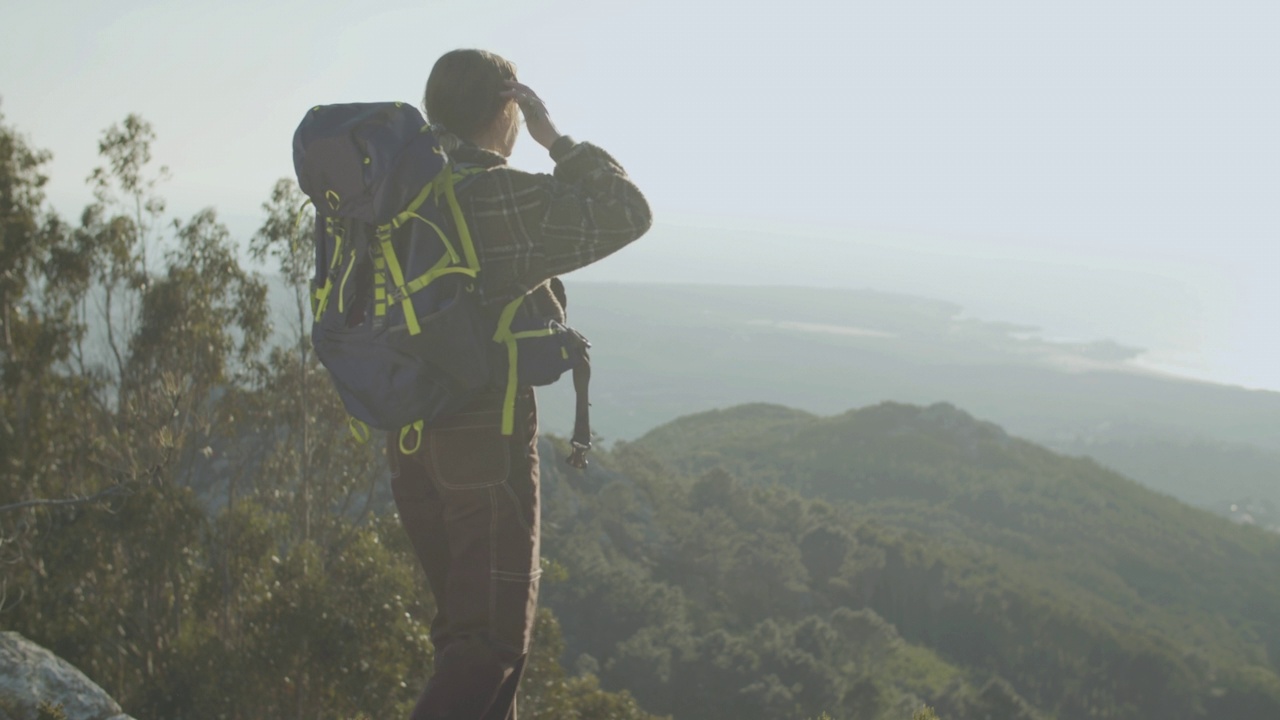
[447,139,652,322]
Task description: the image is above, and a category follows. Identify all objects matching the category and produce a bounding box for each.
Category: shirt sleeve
[521,139,653,287]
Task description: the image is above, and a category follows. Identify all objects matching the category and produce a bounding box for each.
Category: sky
[2,0,1278,391]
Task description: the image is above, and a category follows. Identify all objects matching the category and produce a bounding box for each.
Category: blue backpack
[293,102,592,466]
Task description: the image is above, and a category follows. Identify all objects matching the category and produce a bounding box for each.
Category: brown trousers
[389,390,541,720]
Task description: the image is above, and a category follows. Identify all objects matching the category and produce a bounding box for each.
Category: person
[388,49,652,720]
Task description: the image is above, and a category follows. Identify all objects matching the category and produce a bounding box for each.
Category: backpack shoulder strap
[435,165,485,274]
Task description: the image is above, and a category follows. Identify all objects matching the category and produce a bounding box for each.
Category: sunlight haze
[2,0,1276,390]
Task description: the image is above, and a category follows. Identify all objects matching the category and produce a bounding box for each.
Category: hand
[501,80,562,151]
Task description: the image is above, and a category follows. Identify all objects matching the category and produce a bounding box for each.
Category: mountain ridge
[517,282,1280,518]
[535,399,1280,719]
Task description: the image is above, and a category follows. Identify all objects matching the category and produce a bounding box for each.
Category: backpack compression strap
[375,166,485,336]
[492,295,559,435]
[313,216,347,318]
[335,165,488,446]
[492,294,593,466]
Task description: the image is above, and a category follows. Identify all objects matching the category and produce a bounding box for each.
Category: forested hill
[536,402,1280,720]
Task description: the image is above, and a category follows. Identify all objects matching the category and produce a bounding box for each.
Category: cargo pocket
[428,408,510,489]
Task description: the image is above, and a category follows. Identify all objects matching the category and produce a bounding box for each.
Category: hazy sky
[2,0,1277,391]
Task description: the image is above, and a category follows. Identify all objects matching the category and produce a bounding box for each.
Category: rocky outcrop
[0,633,135,720]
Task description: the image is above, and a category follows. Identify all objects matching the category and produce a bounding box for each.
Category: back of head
[424,49,518,147]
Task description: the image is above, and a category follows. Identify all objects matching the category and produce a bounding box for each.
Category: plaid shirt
[447,139,652,322]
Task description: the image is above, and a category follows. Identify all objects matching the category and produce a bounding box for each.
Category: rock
[0,632,137,720]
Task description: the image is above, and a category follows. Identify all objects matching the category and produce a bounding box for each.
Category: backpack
[292,102,593,466]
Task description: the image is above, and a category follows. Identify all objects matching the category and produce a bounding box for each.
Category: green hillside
[534,402,1280,720]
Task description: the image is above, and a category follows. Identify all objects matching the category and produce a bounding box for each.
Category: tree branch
[0,483,129,514]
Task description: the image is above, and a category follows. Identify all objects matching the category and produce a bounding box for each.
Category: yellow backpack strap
[401,211,461,264]
[372,244,388,319]
[376,168,484,336]
[314,217,345,317]
[440,167,482,273]
[348,417,371,444]
[491,294,563,436]
[399,420,425,455]
[402,254,476,297]
[376,227,421,335]
[492,296,524,436]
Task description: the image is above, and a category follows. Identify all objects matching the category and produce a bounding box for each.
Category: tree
[2,110,669,719]
[0,101,102,607]
[81,114,169,390]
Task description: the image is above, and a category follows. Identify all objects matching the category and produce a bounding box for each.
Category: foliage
[539,439,972,720]
[0,111,659,720]
[528,401,1280,719]
[6,107,1279,720]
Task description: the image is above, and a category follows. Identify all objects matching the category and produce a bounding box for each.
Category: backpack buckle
[566,439,590,470]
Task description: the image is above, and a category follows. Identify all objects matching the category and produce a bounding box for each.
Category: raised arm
[503,81,653,286]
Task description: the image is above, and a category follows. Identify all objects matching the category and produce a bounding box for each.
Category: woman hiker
[389,48,652,720]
